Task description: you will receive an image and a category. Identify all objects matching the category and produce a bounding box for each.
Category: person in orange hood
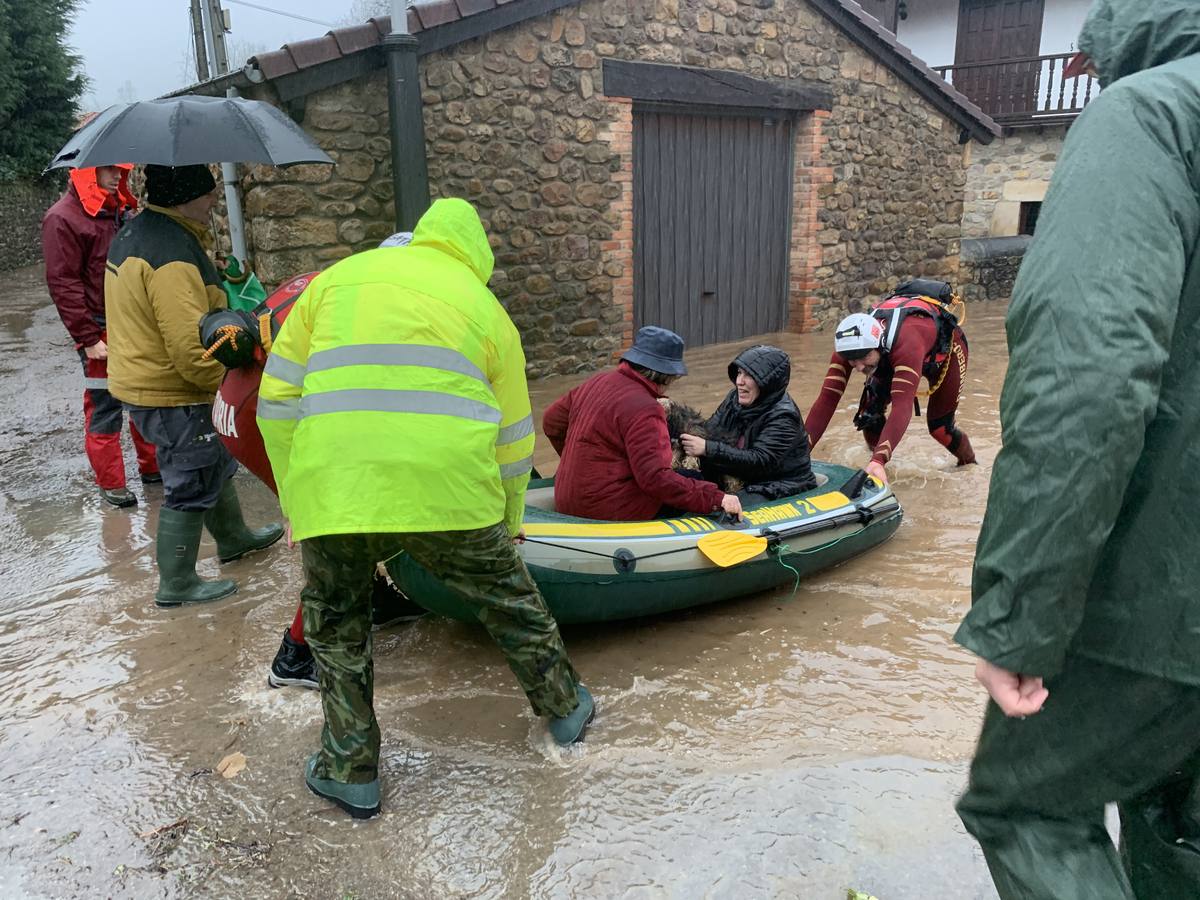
[42,165,159,507]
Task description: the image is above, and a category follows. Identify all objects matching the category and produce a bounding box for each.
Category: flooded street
[0,261,1007,899]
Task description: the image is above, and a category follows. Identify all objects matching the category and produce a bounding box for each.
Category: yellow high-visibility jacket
[257,198,534,541]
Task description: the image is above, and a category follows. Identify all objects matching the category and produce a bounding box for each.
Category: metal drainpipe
[199,0,249,266]
[386,0,431,230]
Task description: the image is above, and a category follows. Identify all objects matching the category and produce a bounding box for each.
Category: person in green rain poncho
[955,1,1200,897]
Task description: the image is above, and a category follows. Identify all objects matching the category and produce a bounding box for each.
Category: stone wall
[239,83,396,283]
[962,124,1067,238]
[238,0,971,375]
[959,235,1031,302]
[0,177,64,270]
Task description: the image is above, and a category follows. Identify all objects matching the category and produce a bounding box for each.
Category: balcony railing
[933,52,1099,125]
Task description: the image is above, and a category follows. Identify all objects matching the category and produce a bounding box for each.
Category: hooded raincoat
[257,198,535,542]
[702,346,816,499]
[956,0,1200,685]
[43,167,136,349]
[955,3,1200,895]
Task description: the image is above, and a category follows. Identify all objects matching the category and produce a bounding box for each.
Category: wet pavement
[0,262,1006,898]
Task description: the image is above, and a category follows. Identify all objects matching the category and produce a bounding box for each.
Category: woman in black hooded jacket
[680,345,818,506]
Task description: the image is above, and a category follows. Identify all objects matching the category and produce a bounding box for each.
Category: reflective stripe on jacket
[257,198,534,541]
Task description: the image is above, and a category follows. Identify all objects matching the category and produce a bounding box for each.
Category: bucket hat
[621,326,687,376]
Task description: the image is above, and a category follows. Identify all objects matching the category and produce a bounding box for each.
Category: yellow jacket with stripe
[104,206,228,406]
[257,198,535,541]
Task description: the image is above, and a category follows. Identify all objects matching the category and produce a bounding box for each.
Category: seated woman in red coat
[543,326,743,522]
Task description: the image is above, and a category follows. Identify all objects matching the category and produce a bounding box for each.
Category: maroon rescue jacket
[543,362,726,521]
[42,174,135,348]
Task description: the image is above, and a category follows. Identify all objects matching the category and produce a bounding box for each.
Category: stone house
[192,0,998,375]
[866,0,1098,300]
[892,0,1096,242]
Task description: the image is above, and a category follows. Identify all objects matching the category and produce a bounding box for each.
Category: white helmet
[834,313,884,359]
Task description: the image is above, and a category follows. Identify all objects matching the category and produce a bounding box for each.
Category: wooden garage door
[633,107,794,349]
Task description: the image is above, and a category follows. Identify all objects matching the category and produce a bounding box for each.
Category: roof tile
[455,0,497,15]
[332,22,382,55]
[416,0,462,29]
[249,48,299,80]
[236,0,996,141]
[285,35,342,70]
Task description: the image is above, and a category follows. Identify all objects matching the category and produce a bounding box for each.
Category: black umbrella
[47,94,333,170]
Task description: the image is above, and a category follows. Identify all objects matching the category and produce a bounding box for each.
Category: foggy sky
[68,0,378,112]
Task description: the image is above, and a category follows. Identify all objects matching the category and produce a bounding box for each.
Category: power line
[221,0,337,28]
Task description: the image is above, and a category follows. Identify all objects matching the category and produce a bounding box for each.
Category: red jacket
[42,171,136,348]
[543,362,726,521]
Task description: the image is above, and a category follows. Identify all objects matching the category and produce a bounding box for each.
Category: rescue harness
[870,280,967,399]
[851,280,967,433]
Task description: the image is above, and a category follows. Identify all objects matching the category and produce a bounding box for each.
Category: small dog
[659,398,744,493]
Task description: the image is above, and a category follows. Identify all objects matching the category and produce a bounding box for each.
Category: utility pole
[190,0,211,82]
[199,0,249,267]
[205,0,230,75]
[385,0,430,230]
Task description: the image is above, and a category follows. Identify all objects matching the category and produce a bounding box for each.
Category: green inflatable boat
[385,462,902,625]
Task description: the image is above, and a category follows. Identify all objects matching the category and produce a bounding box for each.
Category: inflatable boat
[385,462,902,624]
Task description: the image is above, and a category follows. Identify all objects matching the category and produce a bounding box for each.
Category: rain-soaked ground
[0,262,1008,899]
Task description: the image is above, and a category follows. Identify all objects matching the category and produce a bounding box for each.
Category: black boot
[101,486,137,508]
[268,630,318,690]
[371,570,428,630]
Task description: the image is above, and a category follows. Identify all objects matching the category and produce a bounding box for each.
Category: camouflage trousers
[301,523,581,783]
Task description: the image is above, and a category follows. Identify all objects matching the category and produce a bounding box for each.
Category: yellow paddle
[696,530,771,567]
[696,496,903,568]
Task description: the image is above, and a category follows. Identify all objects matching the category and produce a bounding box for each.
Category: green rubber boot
[548,685,596,745]
[305,754,380,820]
[155,508,237,608]
[204,480,284,563]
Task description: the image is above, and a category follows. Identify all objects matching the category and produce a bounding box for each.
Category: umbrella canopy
[47,94,333,170]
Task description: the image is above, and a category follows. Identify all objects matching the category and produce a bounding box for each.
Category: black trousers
[125,404,237,511]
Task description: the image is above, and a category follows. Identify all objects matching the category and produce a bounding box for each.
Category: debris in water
[216,752,247,779]
[193,824,273,869]
[139,817,189,859]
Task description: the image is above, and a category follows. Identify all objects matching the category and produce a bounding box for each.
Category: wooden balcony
[933,52,1099,126]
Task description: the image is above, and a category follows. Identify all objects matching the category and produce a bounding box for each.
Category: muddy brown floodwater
[0,262,1008,899]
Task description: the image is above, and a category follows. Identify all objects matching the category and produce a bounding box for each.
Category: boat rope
[519,536,699,563]
[771,546,801,596]
[201,324,244,361]
[778,529,864,559]
[380,537,704,568]
[518,537,624,561]
[765,527,881,600]
[258,312,274,353]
